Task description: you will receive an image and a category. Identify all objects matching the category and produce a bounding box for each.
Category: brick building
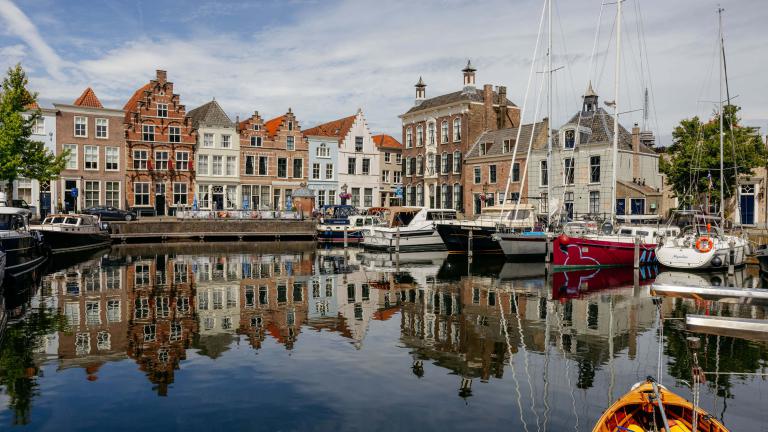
[463,121,548,216]
[238,109,308,210]
[399,61,519,215]
[123,70,197,216]
[373,134,403,206]
[54,88,126,213]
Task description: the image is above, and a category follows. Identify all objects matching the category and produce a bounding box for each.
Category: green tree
[660,105,766,215]
[0,63,68,198]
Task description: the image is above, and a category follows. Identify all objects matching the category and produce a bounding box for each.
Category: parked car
[83,206,137,221]
[11,199,37,217]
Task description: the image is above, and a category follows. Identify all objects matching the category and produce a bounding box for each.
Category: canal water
[0,242,766,431]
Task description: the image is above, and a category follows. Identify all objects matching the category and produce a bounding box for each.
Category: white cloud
[4,0,768,142]
[0,0,67,79]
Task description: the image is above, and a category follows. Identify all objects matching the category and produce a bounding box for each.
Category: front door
[64,180,77,212]
[474,194,482,215]
[155,183,166,216]
[39,191,51,219]
[212,185,224,210]
[740,184,755,225]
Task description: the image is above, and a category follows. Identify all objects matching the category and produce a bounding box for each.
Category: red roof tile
[264,115,285,137]
[73,87,103,108]
[24,101,39,110]
[303,114,356,140]
[373,134,402,149]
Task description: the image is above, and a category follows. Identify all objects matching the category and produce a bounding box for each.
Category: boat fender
[710,255,722,267]
[559,234,569,244]
[695,237,714,253]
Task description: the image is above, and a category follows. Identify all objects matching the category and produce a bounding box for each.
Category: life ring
[695,236,714,253]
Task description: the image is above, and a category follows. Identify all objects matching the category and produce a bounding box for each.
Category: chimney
[497,86,508,129]
[156,69,167,83]
[462,60,477,94]
[483,84,493,131]
[632,123,640,180]
[235,115,240,131]
[415,76,426,106]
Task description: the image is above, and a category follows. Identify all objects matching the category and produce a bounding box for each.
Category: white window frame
[64,144,78,170]
[453,117,461,142]
[74,116,87,137]
[222,134,231,149]
[84,145,99,171]
[154,150,169,171]
[169,126,181,143]
[157,103,168,118]
[134,182,150,206]
[85,180,100,208]
[173,182,188,206]
[133,149,148,170]
[142,124,155,142]
[33,117,45,135]
[212,155,223,176]
[225,155,236,176]
[203,133,214,148]
[176,151,189,171]
[95,118,108,139]
[325,163,333,180]
[105,146,119,171]
[105,181,120,208]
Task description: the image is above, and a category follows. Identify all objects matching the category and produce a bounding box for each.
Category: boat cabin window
[426,211,456,221]
[504,210,530,220]
[52,216,66,224]
[354,218,364,227]
[0,214,26,231]
[636,230,650,237]
[364,218,372,225]
[65,217,79,225]
[619,229,633,235]
[393,212,417,227]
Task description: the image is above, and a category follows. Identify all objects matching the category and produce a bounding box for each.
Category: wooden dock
[108,219,316,243]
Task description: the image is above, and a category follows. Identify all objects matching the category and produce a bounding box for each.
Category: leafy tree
[0,64,68,198]
[659,105,766,216]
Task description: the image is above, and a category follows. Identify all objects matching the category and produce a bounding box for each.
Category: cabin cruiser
[0,206,47,279]
[32,214,111,254]
[437,204,540,254]
[361,207,456,252]
[316,205,362,243]
[655,213,748,270]
[317,208,382,244]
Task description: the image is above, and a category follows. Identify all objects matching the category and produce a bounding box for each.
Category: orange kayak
[592,379,729,432]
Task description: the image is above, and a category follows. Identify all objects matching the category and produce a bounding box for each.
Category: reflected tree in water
[0,307,66,425]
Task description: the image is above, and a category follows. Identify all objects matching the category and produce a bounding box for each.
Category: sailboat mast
[610,0,622,218]
[718,7,725,219]
[546,0,552,224]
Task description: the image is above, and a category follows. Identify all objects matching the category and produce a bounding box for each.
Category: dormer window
[479,142,491,156]
[253,124,260,131]
[287,121,294,131]
[564,130,575,149]
[503,139,512,153]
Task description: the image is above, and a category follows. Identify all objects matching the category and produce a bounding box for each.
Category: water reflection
[0,244,767,430]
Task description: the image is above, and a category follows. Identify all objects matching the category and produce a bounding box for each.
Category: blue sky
[1,0,767,143]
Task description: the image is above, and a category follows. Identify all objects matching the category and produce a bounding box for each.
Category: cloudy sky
[1,0,766,145]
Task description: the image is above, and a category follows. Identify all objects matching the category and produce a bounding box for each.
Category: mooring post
[396,225,401,254]
[468,229,474,262]
[728,239,735,276]
[633,235,640,269]
[343,226,348,248]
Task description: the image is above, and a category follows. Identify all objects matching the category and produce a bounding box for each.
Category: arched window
[416,184,424,206]
[427,122,435,146]
[427,154,435,176]
[453,184,462,211]
[416,125,424,147]
[453,151,461,173]
[452,118,462,142]
[441,152,449,174]
[441,121,449,144]
[416,155,424,175]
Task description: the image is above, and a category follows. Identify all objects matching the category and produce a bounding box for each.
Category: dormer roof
[73,87,103,108]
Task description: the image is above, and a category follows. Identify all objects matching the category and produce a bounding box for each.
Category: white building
[304,109,381,207]
[188,100,240,210]
[14,104,58,218]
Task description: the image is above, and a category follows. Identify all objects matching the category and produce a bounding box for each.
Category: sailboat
[655,9,749,270]
[551,0,662,269]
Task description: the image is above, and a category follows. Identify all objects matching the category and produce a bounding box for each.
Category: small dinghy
[592,378,728,432]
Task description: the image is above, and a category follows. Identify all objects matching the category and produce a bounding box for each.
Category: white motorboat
[361,207,456,252]
[32,214,111,254]
[656,222,748,270]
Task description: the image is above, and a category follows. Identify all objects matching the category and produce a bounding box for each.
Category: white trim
[74,116,88,138]
[95,117,108,139]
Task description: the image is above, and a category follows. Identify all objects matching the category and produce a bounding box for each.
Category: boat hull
[36,230,111,254]
[435,224,502,254]
[656,239,747,270]
[553,234,657,269]
[1,234,47,278]
[316,225,364,244]
[494,232,547,260]
[362,229,446,252]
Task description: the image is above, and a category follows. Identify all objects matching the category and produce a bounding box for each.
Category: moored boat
[362,207,456,252]
[553,222,668,269]
[437,204,540,255]
[592,378,728,432]
[32,214,111,254]
[0,206,48,279]
[316,205,363,244]
[655,214,748,270]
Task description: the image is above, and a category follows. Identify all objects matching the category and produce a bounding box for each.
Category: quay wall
[109,219,316,242]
